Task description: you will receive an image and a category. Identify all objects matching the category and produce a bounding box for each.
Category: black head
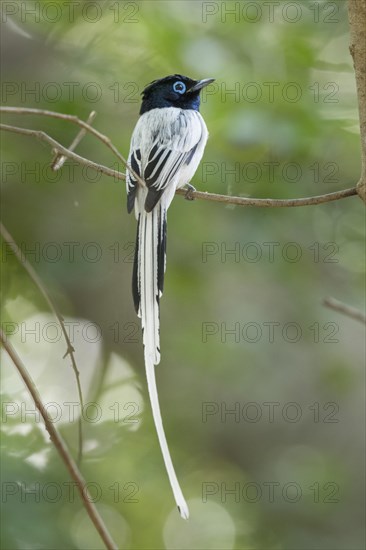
[140,74,215,115]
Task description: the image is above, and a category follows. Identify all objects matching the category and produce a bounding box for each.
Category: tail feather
[133,201,189,519]
[142,207,160,364]
[145,356,189,519]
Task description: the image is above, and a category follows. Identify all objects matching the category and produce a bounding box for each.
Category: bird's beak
[188,78,216,93]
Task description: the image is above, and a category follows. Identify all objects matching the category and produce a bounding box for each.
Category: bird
[126,74,215,519]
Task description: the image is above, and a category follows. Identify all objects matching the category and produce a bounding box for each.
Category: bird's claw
[184,183,196,201]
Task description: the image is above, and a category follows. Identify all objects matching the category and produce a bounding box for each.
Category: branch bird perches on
[0,106,360,208]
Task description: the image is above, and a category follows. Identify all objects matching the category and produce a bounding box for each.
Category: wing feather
[126,149,142,213]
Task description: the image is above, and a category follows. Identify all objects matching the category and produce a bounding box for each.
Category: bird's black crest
[141,74,196,98]
[139,74,212,114]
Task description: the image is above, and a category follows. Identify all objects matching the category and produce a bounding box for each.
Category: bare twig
[176,186,358,207]
[0,330,118,550]
[0,121,359,208]
[0,106,127,165]
[323,297,366,325]
[51,110,97,171]
[0,106,144,185]
[0,222,84,464]
[0,123,124,181]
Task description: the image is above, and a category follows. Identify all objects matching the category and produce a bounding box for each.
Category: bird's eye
[173,81,186,94]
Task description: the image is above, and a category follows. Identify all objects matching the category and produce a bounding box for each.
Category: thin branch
[0,222,84,464]
[51,110,97,171]
[0,106,126,165]
[0,123,124,181]
[176,186,358,207]
[0,106,144,186]
[0,119,359,207]
[323,297,366,325]
[0,330,118,550]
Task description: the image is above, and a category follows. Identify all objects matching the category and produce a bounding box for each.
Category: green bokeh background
[1,1,365,549]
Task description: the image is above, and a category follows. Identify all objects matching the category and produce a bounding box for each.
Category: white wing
[126,107,208,214]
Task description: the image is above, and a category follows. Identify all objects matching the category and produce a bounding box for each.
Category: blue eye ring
[173,81,186,94]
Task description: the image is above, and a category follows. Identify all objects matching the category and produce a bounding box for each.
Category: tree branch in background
[51,110,97,171]
[0,106,144,186]
[348,0,366,203]
[0,123,124,181]
[0,222,84,464]
[0,330,118,550]
[323,297,366,325]
[0,106,127,166]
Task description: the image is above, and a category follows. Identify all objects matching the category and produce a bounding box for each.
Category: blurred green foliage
[1,1,365,549]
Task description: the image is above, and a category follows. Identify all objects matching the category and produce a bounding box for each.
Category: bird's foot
[184,183,196,201]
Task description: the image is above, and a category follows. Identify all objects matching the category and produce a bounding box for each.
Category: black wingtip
[127,192,136,214]
[132,215,141,313]
[157,208,167,296]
